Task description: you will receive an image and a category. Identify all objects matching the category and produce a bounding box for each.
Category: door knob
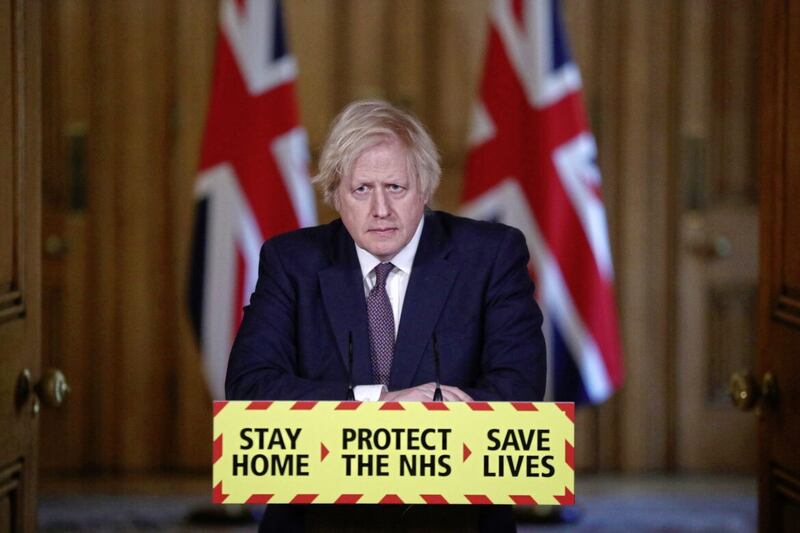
[688,234,732,259]
[44,234,69,257]
[35,368,71,407]
[730,371,777,416]
[15,368,70,416]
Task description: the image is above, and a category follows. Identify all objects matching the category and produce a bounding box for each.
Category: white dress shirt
[352,217,424,400]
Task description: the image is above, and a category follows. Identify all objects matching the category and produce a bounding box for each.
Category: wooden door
[757,0,800,530]
[0,0,41,531]
[675,0,760,472]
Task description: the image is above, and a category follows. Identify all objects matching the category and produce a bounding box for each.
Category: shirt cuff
[353,384,387,401]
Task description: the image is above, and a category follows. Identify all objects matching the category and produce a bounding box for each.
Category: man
[226,100,546,532]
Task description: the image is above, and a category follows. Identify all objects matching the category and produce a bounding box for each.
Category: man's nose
[371,189,390,217]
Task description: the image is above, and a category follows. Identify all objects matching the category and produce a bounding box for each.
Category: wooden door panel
[0,462,24,532]
[759,0,800,531]
[0,0,15,296]
[0,1,42,531]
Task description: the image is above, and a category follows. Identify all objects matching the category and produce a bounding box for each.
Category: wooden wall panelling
[117,0,175,470]
[285,0,338,153]
[383,0,426,116]
[710,1,758,204]
[345,0,389,102]
[561,0,602,471]
[40,0,93,473]
[86,0,177,471]
[287,0,351,223]
[430,0,486,212]
[647,0,680,472]
[87,0,121,470]
[615,0,650,471]
[591,0,626,472]
[616,0,673,471]
[171,0,218,470]
[675,0,711,472]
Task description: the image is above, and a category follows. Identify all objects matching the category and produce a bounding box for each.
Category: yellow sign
[213,400,574,505]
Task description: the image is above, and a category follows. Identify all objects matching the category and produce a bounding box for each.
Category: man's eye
[354,185,368,193]
[387,184,405,192]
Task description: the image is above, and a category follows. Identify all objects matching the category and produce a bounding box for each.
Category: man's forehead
[344,144,411,181]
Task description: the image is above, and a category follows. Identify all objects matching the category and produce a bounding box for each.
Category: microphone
[346,331,355,401]
[432,333,443,402]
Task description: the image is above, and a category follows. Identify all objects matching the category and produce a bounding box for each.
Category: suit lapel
[390,213,458,390]
[318,224,373,386]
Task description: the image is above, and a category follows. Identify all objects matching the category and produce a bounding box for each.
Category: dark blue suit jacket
[225,210,546,533]
[226,210,546,402]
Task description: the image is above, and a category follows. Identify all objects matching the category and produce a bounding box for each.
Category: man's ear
[422,190,432,206]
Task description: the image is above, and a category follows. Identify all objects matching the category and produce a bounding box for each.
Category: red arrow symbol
[463,443,472,462]
[321,442,329,461]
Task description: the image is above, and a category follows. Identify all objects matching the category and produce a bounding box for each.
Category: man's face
[336,139,428,262]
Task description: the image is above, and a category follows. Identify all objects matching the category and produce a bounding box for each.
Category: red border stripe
[379,494,404,504]
[212,482,228,504]
[554,487,575,505]
[565,440,574,470]
[421,494,448,504]
[465,494,493,505]
[334,494,363,504]
[213,435,223,464]
[422,402,449,411]
[335,401,362,410]
[213,401,228,416]
[246,401,273,410]
[511,402,538,411]
[467,402,494,411]
[245,494,273,504]
[290,494,318,504]
[510,495,537,505]
[291,401,318,410]
[557,402,575,422]
[379,402,405,411]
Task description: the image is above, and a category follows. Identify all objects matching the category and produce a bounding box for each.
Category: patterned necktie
[368,262,395,385]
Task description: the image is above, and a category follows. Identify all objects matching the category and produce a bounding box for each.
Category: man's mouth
[368,228,397,234]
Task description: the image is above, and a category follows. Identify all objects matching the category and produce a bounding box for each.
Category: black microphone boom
[346,331,355,401]
[432,333,443,402]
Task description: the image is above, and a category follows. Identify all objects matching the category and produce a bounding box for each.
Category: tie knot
[374,262,394,288]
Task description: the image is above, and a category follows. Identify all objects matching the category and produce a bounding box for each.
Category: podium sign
[213,400,574,505]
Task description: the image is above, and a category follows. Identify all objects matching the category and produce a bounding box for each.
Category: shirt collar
[355,216,425,280]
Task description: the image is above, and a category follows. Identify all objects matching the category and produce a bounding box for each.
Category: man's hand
[380,382,474,402]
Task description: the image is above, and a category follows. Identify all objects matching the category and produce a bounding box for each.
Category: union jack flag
[189,0,316,400]
[462,0,623,403]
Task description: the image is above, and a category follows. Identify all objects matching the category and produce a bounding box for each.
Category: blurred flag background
[188,0,316,400]
[462,0,623,404]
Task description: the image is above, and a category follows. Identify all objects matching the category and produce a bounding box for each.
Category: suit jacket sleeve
[225,239,348,401]
[461,226,547,402]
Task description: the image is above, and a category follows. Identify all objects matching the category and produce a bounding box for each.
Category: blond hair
[313,100,441,206]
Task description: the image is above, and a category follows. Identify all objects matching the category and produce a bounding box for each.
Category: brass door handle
[730,371,777,416]
[15,368,70,416]
[44,234,69,257]
[688,235,732,259]
[35,368,71,407]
